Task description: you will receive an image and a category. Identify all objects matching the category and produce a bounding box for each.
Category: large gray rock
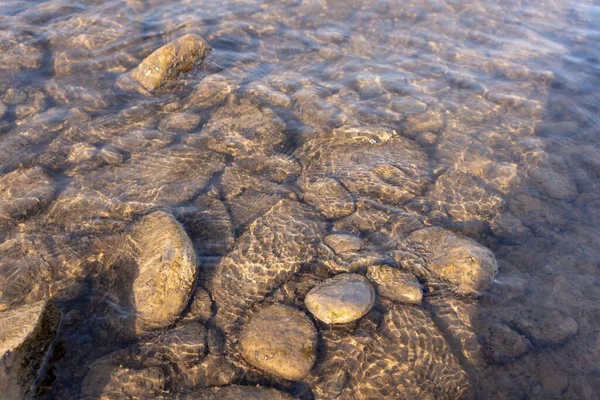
[404,227,498,295]
[128,34,211,92]
[130,211,198,332]
[240,304,317,380]
[305,273,375,324]
[0,300,61,399]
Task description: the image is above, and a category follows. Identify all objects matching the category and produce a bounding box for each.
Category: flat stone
[0,300,61,399]
[305,273,375,324]
[512,309,578,347]
[130,211,198,332]
[405,227,498,295]
[302,178,355,220]
[158,112,201,132]
[0,167,55,225]
[528,167,577,200]
[185,74,233,110]
[128,34,211,92]
[324,233,363,254]
[240,304,317,380]
[490,212,531,244]
[169,385,293,400]
[82,362,165,400]
[534,121,578,137]
[366,265,422,303]
[481,323,531,365]
[391,97,427,115]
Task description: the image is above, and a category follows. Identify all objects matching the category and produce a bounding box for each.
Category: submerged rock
[166,385,293,399]
[305,273,375,324]
[199,99,286,157]
[0,167,55,229]
[240,304,317,380]
[0,300,61,399]
[310,303,471,398]
[81,362,165,400]
[130,211,198,332]
[512,309,578,347]
[211,200,325,332]
[324,233,363,254]
[403,227,498,295]
[296,134,429,207]
[301,178,355,220]
[128,34,211,92]
[482,322,531,365]
[158,112,201,132]
[366,264,423,304]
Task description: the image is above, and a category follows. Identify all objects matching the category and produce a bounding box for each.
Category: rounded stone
[240,304,317,380]
[324,233,363,254]
[305,273,375,324]
[366,265,423,304]
[131,211,198,332]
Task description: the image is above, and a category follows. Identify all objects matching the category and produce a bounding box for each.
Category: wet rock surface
[402,227,498,295]
[366,264,423,304]
[130,211,198,332]
[305,273,375,324]
[0,300,61,399]
[165,385,293,399]
[0,0,599,399]
[239,304,317,380]
[128,34,211,92]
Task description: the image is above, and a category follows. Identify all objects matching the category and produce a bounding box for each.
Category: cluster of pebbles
[1,0,600,398]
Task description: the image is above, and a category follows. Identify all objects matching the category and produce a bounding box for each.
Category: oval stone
[131,211,198,332]
[305,273,375,324]
[240,304,317,380]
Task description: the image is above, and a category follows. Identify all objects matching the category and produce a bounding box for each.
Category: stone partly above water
[128,34,211,92]
[305,273,375,324]
[366,264,423,304]
[239,304,317,380]
[402,227,498,295]
[130,211,198,332]
[0,300,61,399]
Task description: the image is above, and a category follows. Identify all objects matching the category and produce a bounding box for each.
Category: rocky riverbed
[1,0,600,398]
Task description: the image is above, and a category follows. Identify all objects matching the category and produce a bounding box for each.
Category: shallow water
[1,0,600,398]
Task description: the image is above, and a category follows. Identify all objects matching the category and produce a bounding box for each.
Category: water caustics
[0,0,600,399]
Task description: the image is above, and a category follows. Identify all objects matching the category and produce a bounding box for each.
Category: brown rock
[166,385,293,400]
[366,264,422,303]
[512,309,578,347]
[81,363,165,400]
[240,305,317,380]
[324,233,363,254]
[305,273,375,324]
[0,300,61,399]
[130,211,198,332]
[405,227,498,295]
[481,323,531,364]
[302,178,355,220]
[129,34,211,92]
